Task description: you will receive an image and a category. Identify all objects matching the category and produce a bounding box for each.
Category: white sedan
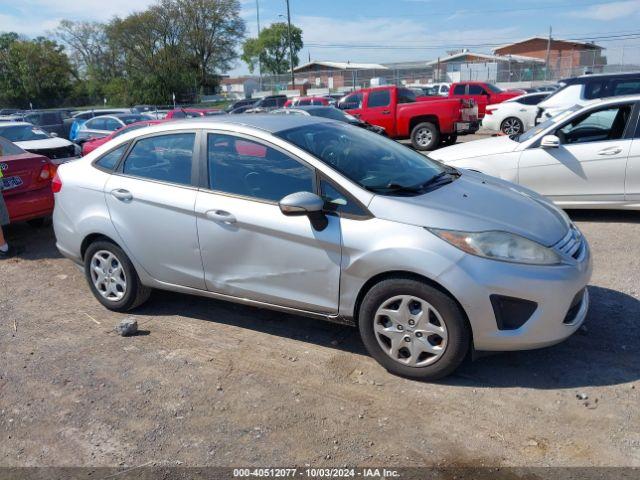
[481,92,549,135]
[429,95,640,210]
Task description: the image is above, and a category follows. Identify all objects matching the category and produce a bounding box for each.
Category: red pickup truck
[447,82,525,117]
[337,86,478,150]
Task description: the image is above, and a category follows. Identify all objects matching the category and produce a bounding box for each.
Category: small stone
[525,439,538,447]
[116,318,138,336]
[576,393,588,400]
[216,385,223,391]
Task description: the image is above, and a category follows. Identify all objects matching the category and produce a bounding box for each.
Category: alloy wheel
[502,118,522,135]
[415,128,433,148]
[373,295,448,367]
[90,250,127,302]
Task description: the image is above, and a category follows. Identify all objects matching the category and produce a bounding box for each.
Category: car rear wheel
[358,277,470,380]
[500,117,524,136]
[441,134,458,146]
[410,122,440,151]
[84,240,151,312]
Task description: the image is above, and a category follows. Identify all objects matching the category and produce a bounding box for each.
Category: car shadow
[567,209,640,224]
[134,285,639,389]
[3,221,64,261]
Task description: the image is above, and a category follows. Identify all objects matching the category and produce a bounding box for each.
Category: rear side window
[518,94,547,105]
[123,133,195,186]
[104,118,122,131]
[453,84,466,95]
[95,144,128,171]
[368,90,391,108]
[86,118,106,130]
[468,85,485,95]
[397,88,417,104]
[440,85,449,93]
[207,133,313,202]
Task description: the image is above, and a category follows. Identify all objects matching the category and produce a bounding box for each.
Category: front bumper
[439,240,592,351]
[455,120,480,135]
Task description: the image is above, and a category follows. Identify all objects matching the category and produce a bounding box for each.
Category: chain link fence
[229,48,640,99]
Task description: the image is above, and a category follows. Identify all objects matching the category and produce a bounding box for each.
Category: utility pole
[285,0,295,90]
[544,25,552,81]
[256,0,262,92]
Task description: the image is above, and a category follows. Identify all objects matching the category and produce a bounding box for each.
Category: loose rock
[116,318,138,337]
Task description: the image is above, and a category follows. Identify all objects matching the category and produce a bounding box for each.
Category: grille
[553,226,585,261]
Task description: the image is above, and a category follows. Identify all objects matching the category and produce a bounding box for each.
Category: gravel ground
[1,144,639,468]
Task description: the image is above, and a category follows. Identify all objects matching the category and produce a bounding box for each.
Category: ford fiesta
[52,116,592,379]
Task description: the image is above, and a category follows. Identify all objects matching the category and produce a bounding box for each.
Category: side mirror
[541,135,560,148]
[50,132,59,138]
[279,191,328,231]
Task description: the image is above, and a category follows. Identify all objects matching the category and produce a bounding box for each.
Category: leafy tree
[242,22,303,75]
[0,35,73,108]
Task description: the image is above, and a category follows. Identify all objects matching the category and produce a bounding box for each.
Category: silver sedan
[52,115,591,380]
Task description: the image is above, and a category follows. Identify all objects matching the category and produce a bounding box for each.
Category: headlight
[428,228,562,265]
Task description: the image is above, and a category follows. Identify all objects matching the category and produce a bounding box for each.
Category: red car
[447,82,526,117]
[165,108,224,119]
[0,137,56,223]
[339,86,478,150]
[284,97,330,108]
[82,119,169,156]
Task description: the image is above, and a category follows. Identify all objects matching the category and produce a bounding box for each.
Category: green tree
[0,35,73,108]
[242,22,303,75]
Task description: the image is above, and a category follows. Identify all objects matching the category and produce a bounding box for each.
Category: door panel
[518,141,629,202]
[105,175,205,288]
[195,192,342,313]
[626,139,640,201]
[362,89,395,134]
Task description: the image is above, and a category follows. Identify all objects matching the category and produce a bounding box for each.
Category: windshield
[485,83,503,93]
[514,105,582,143]
[276,122,449,195]
[0,125,50,142]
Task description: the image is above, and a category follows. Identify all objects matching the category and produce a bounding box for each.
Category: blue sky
[1,0,639,75]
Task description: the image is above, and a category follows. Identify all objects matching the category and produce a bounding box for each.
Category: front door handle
[111,189,133,202]
[205,210,237,224]
[381,110,391,115]
[597,147,622,156]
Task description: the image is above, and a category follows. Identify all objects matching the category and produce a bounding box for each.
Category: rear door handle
[381,110,391,115]
[205,210,236,224]
[110,189,133,202]
[597,147,622,156]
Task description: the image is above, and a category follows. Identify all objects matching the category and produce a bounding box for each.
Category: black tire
[84,240,151,312]
[358,277,470,380]
[410,122,440,151]
[441,134,458,146]
[500,117,524,136]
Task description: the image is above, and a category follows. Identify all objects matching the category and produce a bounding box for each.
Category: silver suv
[53,115,592,379]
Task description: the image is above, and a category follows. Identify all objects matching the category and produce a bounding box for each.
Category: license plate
[456,122,470,131]
[0,176,23,191]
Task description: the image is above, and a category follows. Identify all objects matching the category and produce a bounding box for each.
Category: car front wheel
[358,277,470,380]
[84,240,151,312]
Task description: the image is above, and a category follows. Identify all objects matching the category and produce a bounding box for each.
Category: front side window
[123,133,195,185]
[556,105,632,145]
[95,144,128,171]
[367,90,391,108]
[320,179,365,216]
[86,118,106,130]
[277,122,446,195]
[207,134,314,202]
[453,84,466,95]
[104,118,122,131]
[338,93,363,110]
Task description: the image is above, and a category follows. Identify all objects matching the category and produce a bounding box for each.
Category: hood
[368,170,569,246]
[15,136,73,150]
[429,135,518,162]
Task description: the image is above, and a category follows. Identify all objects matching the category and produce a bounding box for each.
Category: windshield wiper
[366,182,425,194]
[367,170,459,195]
[416,171,457,190]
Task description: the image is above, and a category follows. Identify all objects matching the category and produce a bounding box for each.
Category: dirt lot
[1,175,639,468]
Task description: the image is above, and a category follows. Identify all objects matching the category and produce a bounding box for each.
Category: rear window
[0,136,25,156]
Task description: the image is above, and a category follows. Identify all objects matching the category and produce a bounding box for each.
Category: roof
[426,52,545,66]
[294,61,388,72]
[153,114,336,134]
[493,37,603,52]
[0,121,31,127]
